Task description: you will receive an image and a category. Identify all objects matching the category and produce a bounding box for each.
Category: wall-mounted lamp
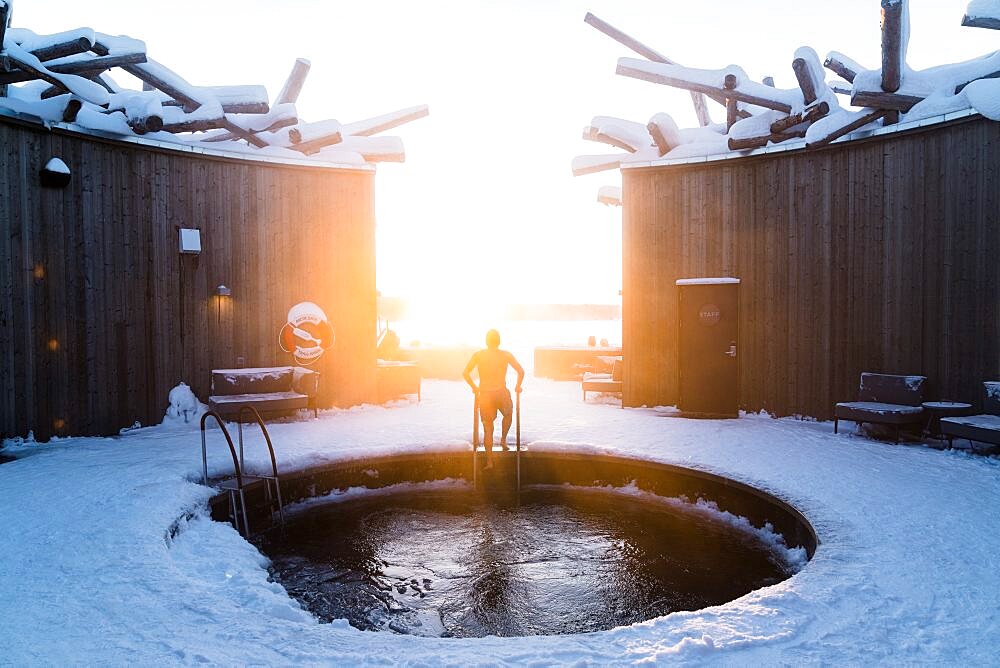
[215,285,231,323]
[40,157,71,188]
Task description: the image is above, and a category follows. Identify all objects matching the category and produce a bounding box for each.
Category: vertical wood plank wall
[1,116,377,440]
[622,115,1000,418]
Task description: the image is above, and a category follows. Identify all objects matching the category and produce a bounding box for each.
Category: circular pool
[213,450,817,638]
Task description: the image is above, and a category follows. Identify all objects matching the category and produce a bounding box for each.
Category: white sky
[14,0,998,310]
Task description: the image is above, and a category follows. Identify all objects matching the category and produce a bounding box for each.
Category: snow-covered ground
[2,378,999,664]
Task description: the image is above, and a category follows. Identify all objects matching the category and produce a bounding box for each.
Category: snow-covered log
[61,97,81,123]
[572,153,626,176]
[3,43,109,106]
[286,119,343,154]
[851,89,923,111]
[584,12,712,126]
[341,105,429,137]
[726,97,739,130]
[962,0,1000,29]
[792,59,817,104]
[597,185,622,206]
[42,70,123,100]
[617,58,797,113]
[275,58,311,105]
[583,116,650,152]
[728,129,804,151]
[880,0,908,93]
[0,2,10,63]
[158,101,225,133]
[0,52,147,85]
[219,119,268,147]
[791,47,829,106]
[200,103,297,142]
[206,62,306,143]
[647,113,681,156]
[956,70,1000,93]
[334,135,405,162]
[770,101,829,134]
[16,29,97,62]
[161,85,269,114]
[727,110,788,150]
[805,108,887,148]
[91,38,203,111]
[824,51,865,83]
[110,93,164,134]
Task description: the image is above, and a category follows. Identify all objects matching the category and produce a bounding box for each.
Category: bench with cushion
[941,382,1000,449]
[582,358,623,402]
[209,366,319,419]
[834,372,927,441]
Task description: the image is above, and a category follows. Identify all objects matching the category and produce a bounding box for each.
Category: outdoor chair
[834,372,927,442]
[940,382,1000,449]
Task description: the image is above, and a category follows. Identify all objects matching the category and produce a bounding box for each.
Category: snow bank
[163,382,206,424]
[966,0,1000,21]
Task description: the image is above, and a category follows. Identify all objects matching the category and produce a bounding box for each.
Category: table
[376,361,421,403]
[922,401,973,440]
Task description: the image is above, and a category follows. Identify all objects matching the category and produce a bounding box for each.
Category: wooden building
[1,113,378,440]
[621,112,1000,417]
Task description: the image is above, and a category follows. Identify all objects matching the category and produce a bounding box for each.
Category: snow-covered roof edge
[0,105,376,172]
[621,107,981,170]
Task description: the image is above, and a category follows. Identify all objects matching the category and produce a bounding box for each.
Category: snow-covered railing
[575,1,1000,192]
[0,2,428,164]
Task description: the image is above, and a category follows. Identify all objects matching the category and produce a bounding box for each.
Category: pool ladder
[472,391,521,491]
[200,406,286,536]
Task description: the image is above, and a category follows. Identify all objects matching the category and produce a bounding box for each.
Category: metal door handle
[725,343,737,358]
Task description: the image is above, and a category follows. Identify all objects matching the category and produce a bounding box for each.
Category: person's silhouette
[463,329,525,470]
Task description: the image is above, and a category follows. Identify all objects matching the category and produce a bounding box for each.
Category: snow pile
[163,382,206,424]
[966,0,1000,21]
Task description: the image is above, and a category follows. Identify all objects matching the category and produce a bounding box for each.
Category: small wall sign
[699,304,721,326]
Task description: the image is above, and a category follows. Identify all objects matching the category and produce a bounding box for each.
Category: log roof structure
[0,1,427,166]
[575,0,1000,205]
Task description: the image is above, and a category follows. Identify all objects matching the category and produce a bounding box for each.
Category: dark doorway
[677,278,740,418]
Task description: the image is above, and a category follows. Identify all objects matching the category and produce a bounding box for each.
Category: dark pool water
[261,487,794,637]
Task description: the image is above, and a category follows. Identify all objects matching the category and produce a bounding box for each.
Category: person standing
[463,329,525,470]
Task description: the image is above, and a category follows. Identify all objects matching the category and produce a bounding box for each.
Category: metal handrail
[200,411,243,488]
[471,390,523,491]
[237,405,280,479]
[472,394,479,489]
[237,405,285,527]
[200,410,249,535]
[516,389,521,491]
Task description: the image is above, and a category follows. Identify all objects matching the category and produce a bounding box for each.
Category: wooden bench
[209,367,319,420]
[582,358,623,402]
[834,372,927,441]
[941,382,1000,449]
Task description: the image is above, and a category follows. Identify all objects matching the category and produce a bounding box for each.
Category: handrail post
[515,390,521,491]
[238,405,285,527]
[200,410,249,535]
[472,394,479,489]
